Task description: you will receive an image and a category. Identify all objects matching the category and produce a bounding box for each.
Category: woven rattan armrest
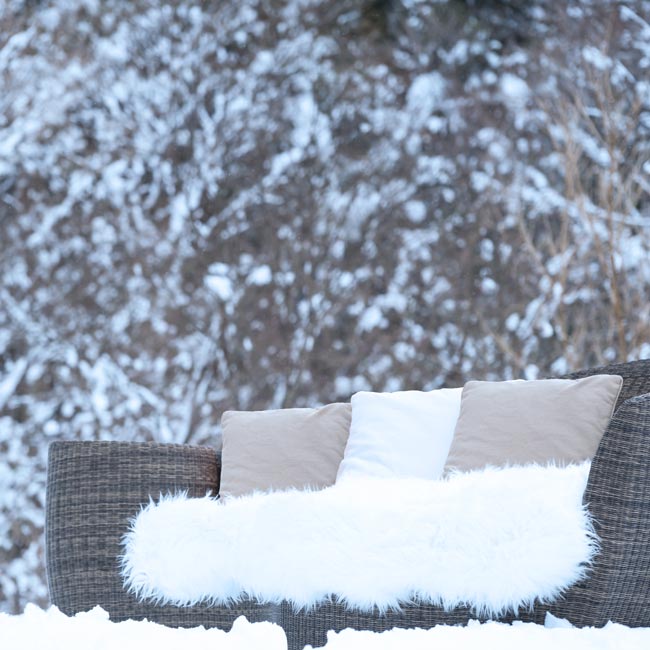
[45,440,275,628]
[550,393,650,626]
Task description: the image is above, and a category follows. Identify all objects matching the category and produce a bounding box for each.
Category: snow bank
[311,616,650,650]
[2,605,650,650]
[0,605,286,650]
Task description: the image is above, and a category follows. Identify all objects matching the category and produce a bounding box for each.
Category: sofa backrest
[561,358,650,411]
[551,358,650,626]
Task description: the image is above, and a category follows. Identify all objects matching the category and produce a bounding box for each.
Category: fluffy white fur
[122,463,597,616]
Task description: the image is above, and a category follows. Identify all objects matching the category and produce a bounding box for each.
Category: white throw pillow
[336,387,462,482]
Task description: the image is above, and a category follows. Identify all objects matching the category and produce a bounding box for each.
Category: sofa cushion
[336,387,462,482]
[220,403,351,497]
[445,374,623,473]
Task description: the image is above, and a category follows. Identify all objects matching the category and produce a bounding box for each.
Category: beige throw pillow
[220,403,351,497]
[445,374,623,473]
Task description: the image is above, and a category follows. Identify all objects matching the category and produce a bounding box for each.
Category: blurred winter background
[0,0,649,615]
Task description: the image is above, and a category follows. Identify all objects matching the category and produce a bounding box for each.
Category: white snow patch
[291,94,318,149]
[3,604,650,650]
[500,73,530,110]
[480,239,494,262]
[345,187,381,240]
[471,171,492,193]
[0,358,29,411]
[315,616,650,649]
[505,313,520,332]
[205,275,234,300]
[404,200,427,223]
[248,265,273,286]
[251,50,275,74]
[5,604,650,650]
[407,72,445,126]
[169,194,190,238]
[525,364,540,380]
[582,46,612,71]
[0,605,285,650]
[358,305,386,331]
[334,375,371,396]
[480,277,499,295]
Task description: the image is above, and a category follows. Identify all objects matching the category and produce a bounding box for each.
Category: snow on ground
[2,606,650,650]
[0,605,285,650]
[2,0,650,614]
[311,617,650,650]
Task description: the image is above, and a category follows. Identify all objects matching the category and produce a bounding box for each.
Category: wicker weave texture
[561,358,650,409]
[46,440,276,629]
[548,393,650,626]
[45,360,650,644]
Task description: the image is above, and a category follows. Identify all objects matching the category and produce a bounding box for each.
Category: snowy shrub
[0,0,648,612]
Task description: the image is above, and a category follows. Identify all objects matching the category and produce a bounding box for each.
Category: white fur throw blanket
[122,463,598,616]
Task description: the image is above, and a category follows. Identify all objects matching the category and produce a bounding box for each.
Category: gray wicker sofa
[46,360,650,649]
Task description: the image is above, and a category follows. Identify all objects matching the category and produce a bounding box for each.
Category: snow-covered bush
[0,0,648,612]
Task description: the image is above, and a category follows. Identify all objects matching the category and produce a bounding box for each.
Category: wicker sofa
[46,360,650,649]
